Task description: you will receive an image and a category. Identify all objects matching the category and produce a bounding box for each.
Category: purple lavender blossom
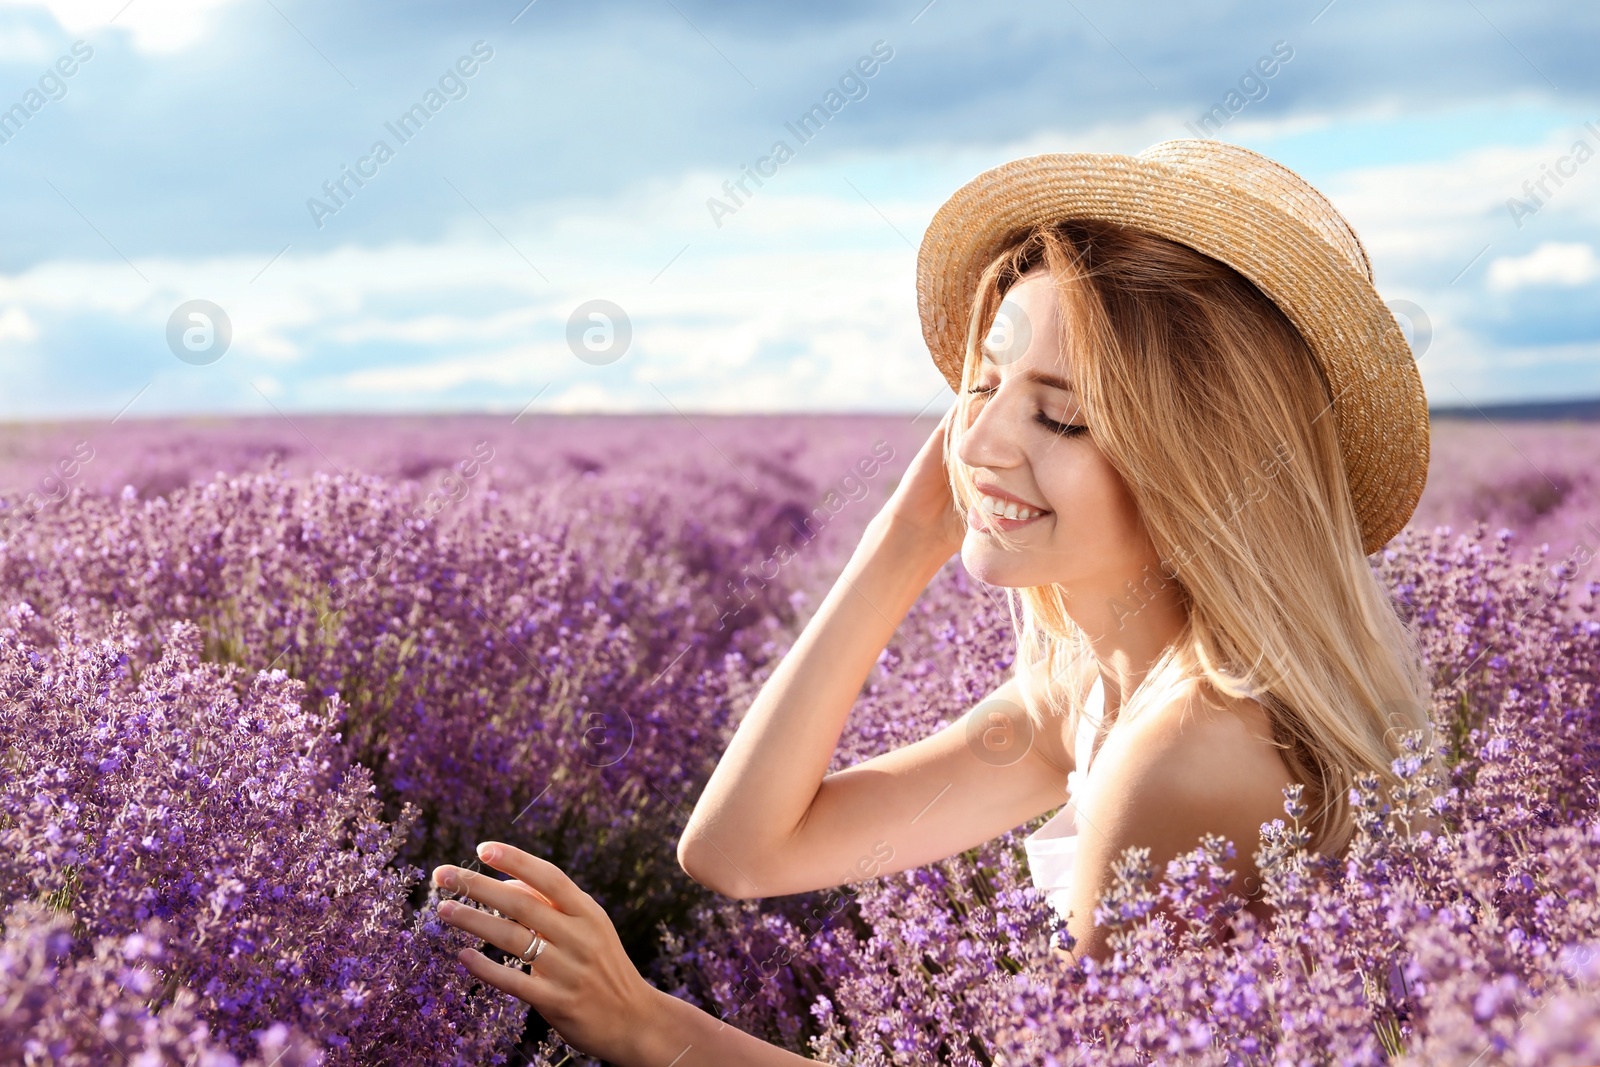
[1,415,1597,1065]
[0,613,527,1063]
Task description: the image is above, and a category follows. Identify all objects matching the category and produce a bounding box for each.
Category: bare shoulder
[1060,679,1296,955]
[1087,680,1295,820]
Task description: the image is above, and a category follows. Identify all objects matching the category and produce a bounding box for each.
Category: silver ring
[519,929,547,964]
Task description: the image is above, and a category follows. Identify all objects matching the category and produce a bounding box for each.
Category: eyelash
[965,386,1088,438]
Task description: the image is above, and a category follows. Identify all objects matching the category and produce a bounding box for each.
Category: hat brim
[915,151,1429,556]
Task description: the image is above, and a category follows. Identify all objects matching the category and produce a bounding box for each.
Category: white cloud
[335,347,548,394]
[1320,139,1582,267]
[0,20,55,62]
[544,381,639,413]
[328,309,544,346]
[1487,241,1600,291]
[8,107,1600,418]
[0,0,243,52]
[0,305,39,342]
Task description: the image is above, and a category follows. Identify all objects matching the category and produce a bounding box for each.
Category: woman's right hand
[875,404,967,563]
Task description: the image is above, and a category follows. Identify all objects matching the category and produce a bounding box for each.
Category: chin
[959,539,1035,588]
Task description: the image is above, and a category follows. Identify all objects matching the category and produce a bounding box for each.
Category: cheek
[1041,461,1143,543]
[1102,473,1144,535]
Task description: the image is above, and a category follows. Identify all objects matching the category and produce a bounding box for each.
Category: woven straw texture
[915,139,1429,556]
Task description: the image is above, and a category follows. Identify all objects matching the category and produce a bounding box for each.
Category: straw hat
[916,138,1429,556]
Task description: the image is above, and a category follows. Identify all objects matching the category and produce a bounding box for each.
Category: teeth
[980,494,1043,521]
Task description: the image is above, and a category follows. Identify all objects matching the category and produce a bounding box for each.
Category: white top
[1023,675,1106,923]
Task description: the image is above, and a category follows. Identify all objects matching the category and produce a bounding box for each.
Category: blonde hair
[945,218,1433,857]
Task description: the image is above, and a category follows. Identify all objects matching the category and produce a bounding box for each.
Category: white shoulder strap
[1073,676,1105,778]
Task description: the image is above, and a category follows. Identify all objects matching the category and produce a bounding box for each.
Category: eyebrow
[1020,370,1075,392]
[972,361,1075,395]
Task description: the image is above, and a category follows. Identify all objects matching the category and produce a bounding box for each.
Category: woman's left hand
[432,841,661,1064]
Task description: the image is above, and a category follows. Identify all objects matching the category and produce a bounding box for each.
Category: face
[956,270,1158,597]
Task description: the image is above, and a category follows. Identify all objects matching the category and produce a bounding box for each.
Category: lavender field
[2,413,1598,1065]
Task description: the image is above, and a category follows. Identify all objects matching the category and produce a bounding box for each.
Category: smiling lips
[968,485,1051,532]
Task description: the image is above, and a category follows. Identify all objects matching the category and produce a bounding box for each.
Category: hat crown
[1137,139,1373,283]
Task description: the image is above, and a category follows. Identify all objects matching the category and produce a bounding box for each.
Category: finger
[433,864,575,942]
[456,946,544,1007]
[439,897,554,965]
[473,841,599,920]
[434,854,558,907]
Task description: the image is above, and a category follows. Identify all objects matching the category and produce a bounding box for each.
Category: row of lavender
[4,414,1596,579]
[0,451,837,1064]
[3,418,1599,1063]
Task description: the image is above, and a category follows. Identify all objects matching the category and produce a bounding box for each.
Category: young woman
[430,140,1436,1065]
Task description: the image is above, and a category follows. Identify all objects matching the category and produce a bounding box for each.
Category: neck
[1062,574,1188,719]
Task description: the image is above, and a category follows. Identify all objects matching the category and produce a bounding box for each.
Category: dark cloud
[0,0,1595,272]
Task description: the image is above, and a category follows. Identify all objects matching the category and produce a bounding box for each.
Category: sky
[0,0,1597,420]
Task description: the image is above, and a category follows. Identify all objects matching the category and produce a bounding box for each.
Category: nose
[955,383,1025,473]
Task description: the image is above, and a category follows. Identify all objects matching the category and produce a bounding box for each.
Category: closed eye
[1036,413,1088,438]
[967,384,1087,438]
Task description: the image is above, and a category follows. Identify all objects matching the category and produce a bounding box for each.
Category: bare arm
[631,986,823,1065]
[678,412,1073,899]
